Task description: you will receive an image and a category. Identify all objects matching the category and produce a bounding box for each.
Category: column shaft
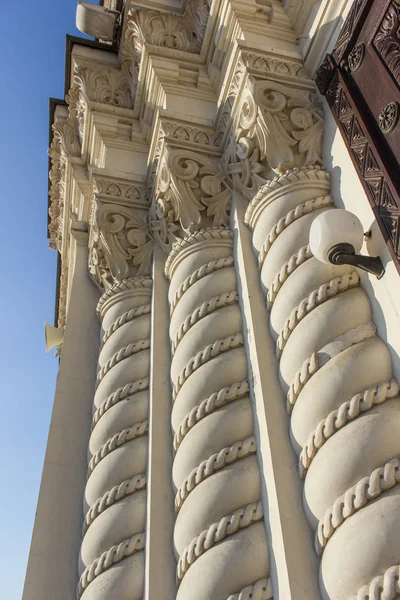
[245,167,400,599]
[166,227,272,600]
[79,278,152,600]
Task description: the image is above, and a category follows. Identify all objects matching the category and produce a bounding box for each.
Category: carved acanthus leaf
[48,132,67,251]
[89,202,154,288]
[73,65,134,110]
[126,0,210,54]
[155,148,231,238]
[230,78,324,197]
[52,118,82,159]
[65,79,87,142]
[48,117,81,251]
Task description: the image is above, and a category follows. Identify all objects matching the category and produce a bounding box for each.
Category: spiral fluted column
[165,227,271,600]
[78,278,152,600]
[245,167,400,599]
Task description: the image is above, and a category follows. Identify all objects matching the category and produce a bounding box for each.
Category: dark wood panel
[316,0,400,273]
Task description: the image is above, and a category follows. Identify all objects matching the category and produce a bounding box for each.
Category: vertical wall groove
[245,167,400,599]
[165,227,271,600]
[78,278,152,600]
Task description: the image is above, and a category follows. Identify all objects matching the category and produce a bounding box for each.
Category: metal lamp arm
[328,243,385,279]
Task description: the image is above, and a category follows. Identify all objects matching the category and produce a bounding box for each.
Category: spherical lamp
[309,208,385,278]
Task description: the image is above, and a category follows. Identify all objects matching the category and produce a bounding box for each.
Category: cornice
[48,0,323,294]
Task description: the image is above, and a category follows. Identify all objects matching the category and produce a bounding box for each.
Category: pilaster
[23,226,100,600]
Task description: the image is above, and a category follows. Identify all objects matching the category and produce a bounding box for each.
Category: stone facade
[23,1,400,599]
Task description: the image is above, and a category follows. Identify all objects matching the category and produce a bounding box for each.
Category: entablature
[48,0,324,315]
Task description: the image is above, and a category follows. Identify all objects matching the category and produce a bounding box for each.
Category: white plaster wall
[323,106,400,381]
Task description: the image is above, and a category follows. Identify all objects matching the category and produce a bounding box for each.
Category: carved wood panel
[317,0,400,274]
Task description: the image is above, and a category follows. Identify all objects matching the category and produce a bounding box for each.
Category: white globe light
[309,209,364,264]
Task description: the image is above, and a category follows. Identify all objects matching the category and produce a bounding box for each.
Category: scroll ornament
[126,0,210,55]
[154,148,232,238]
[89,202,154,288]
[48,118,81,251]
[230,79,324,198]
[73,65,133,110]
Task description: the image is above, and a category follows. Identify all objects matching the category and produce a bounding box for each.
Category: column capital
[224,70,324,200]
[88,174,154,289]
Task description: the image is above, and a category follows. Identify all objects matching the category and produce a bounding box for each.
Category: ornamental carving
[52,118,81,159]
[347,43,365,72]
[229,79,324,197]
[122,0,211,107]
[379,101,400,134]
[89,201,154,288]
[48,117,81,251]
[48,131,67,251]
[373,0,400,87]
[126,0,210,55]
[154,148,231,239]
[94,178,148,208]
[73,65,134,110]
[161,120,219,149]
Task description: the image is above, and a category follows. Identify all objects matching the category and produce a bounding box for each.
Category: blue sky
[0,2,88,597]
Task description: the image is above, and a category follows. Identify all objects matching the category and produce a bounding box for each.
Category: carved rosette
[229,78,324,198]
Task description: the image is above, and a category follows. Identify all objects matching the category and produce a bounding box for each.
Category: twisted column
[244,167,400,599]
[78,278,152,600]
[166,227,270,599]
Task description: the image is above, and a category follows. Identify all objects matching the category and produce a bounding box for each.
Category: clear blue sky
[0,2,89,597]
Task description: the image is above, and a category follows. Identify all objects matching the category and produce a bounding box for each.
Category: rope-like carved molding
[92,377,149,428]
[267,245,313,311]
[170,256,234,316]
[172,333,244,400]
[77,532,145,597]
[175,436,257,510]
[227,578,273,600]
[96,277,152,319]
[276,271,360,358]
[172,291,238,354]
[350,564,400,600]
[174,380,249,451]
[287,352,319,414]
[87,420,149,476]
[316,457,400,555]
[286,323,377,415]
[83,474,147,535]
[177,501,263,580]
[96,338,150,384]
[101,303,151,346]
[300,380,400,478]
[258,196,333,269]
[244,167,331,228]
[165,227,233,279]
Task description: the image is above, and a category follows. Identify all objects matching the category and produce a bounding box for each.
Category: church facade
[23,1,400,599]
